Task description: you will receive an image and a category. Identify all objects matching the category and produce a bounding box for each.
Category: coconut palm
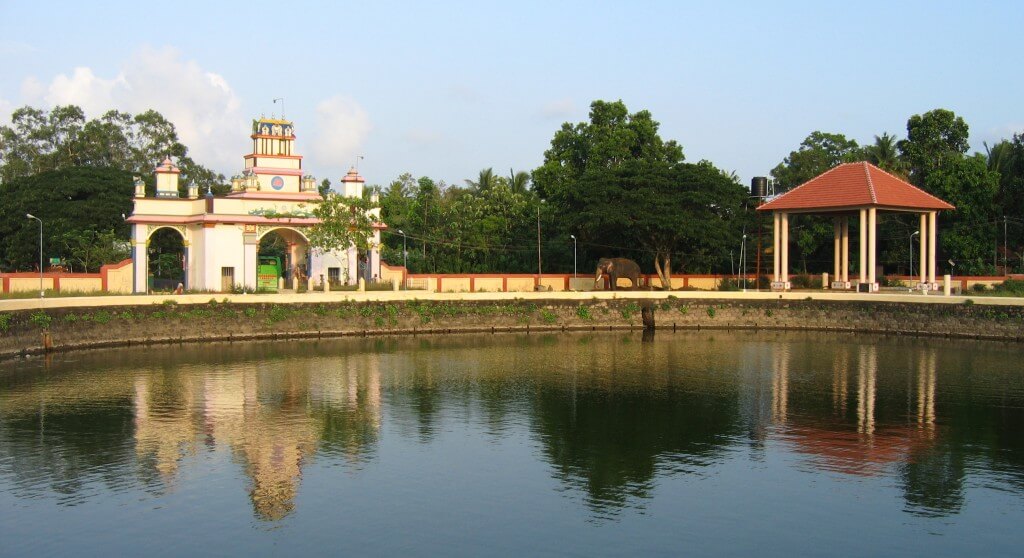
[508,169,531,193]
[465,167,498,192]
[865,133,908,177]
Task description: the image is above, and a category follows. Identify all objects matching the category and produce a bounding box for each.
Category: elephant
[595,257,641,291]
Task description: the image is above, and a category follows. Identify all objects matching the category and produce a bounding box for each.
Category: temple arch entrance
[147,227,187,292]
[258,228,310,291]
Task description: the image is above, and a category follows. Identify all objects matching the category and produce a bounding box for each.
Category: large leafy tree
[534,100,749,281]
[0,167,135,271]
[897,108,970,189]
[926,154,1000,274]
[307,192,379,257]
[0,105,227,195]
[770,131,860,190]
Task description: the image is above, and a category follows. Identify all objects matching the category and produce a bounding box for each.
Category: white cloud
[311,95,371,178]
[540,97,575,119]
[19,46,246,174]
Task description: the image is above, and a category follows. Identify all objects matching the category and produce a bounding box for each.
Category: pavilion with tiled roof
[757,162,954,292]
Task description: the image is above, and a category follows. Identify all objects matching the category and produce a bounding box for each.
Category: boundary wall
[1,259,133,295]
[3,259,1017,295]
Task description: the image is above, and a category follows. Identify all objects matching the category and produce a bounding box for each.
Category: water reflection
[1,332,1024,525]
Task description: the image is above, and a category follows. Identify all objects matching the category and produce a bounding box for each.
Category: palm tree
[465,168,498,192]
[865,133,907,177]
[984,140,1013,176]
[508,169,531,193]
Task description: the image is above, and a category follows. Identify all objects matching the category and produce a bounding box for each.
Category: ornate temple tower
[230,118,318,197]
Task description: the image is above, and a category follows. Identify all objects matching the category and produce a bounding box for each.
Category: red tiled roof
[756,162,955,212]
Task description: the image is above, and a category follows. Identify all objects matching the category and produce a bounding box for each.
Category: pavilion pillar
[833,218,841,284]
[919,213,927,287]
[781,212,789,283]
[773,212,780,282]
[867,207,877,288]
[928,211,937,285]
[858,209,867,285]
[841,217,849,283]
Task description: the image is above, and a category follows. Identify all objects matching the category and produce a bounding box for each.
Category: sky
[1,0,1022,189]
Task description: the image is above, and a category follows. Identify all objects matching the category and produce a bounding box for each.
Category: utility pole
[536,204,542,284]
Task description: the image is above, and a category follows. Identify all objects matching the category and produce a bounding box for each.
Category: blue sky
[1,0,1021,188]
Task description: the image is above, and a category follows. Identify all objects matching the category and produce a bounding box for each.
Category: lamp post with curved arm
[26,214,43,298]
[570,234,577,278]
[910,231,919,278]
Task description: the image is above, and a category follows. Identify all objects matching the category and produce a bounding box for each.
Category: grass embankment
[3,296,1024,361]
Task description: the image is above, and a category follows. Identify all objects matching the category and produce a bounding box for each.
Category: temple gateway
[127,117,383,293]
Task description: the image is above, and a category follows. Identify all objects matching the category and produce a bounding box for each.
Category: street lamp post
[570,234,577,278]
[742,233,747,292]
[536,204,542,285]
[26,214,43,298]
[910,231,919,279]
[398,229,407,289]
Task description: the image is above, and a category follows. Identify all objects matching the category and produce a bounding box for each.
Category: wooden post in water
[641,301,655,331]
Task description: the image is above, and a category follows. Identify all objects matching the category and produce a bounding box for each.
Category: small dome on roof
[341,167,364,182]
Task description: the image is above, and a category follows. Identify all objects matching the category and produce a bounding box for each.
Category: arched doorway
[148,227,186,292]
[258,228,309,291]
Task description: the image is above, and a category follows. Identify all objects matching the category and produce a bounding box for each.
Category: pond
[1,331,1023,556]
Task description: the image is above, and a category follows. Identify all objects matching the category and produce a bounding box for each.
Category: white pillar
[781,213,789,283]
[859,209,867,285]
[773,212,780,282]
[928,212,937,286]
[133,239,148,294]
[868,207,877,288]
[919,213,927,287]
[833,218,841,284]
[243,233,258,291]
[841,217,849,283]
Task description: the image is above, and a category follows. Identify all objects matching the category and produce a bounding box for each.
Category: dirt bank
[2,297,1022,360]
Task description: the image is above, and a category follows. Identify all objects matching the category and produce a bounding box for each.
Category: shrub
[994,279,1024,296]
[576,305,593,320]
[0,313,11,333]
[972,283,988,293]
[707,306,716,318]
[540,309,557,324]
[621,302,641,320]
[790,274,822,289]
[30,310,52,330]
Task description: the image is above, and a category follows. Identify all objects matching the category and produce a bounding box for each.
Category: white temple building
[127,117,383,293]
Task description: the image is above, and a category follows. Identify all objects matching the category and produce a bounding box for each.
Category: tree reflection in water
[1,332,1024,524]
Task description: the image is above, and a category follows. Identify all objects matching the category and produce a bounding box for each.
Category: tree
[898,108,969,188]
[770,131,860,190]
[464,168,498,192]
[59,228,130,273]
[864,133,908,177]
[625,160,747,285]
[0,105,226,195]
[307,192,379,257]
[926,154,1000,274]
[508,169,530,193]
[318,178,332,197]
[533,100,684,202]
[0,167,134,271]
